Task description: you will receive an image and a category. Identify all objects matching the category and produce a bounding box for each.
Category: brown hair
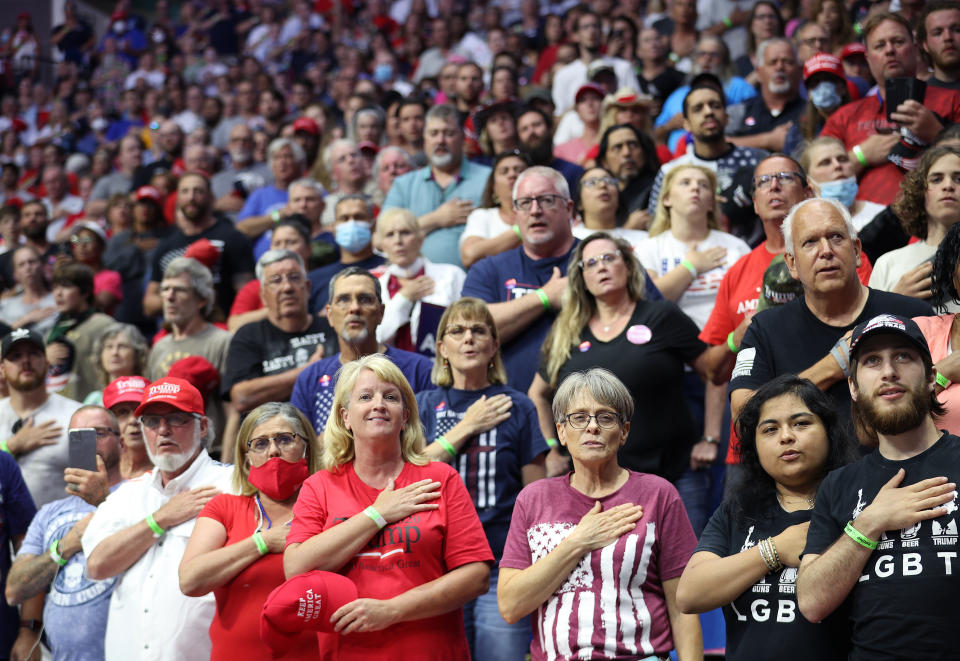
[892,146,960,239]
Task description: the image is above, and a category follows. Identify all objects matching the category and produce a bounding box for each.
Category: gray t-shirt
[89,172,133,202]
[0,292,56,336]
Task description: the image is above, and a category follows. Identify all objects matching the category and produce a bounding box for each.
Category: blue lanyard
[255,494,272,529]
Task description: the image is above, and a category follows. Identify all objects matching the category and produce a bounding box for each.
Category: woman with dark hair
[572,166,649,247]
[812,0,856,55]
[677,374,853,660]
[460,150,530,268]
[734,1,785,79]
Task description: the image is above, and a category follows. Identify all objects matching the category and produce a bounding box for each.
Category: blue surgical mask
[818,175,858,208]
[372,63,394,84]
[335,220,372,253]
[809,81,842,111]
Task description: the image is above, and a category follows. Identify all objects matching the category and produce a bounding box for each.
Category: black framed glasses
[514,194,566,212]
[754,171,803,190]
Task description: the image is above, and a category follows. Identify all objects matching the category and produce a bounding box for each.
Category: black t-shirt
[543,300,706,481]
[928,76,960,91]
[638,67,686,104]
[803,433,960,660]
[731,289,933,438]
[697,502,848,661]
[149,216,255,317]
[729,96,806,137]
[221,315,337,399]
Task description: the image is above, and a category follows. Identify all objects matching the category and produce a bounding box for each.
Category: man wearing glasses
[291,267,433,435]
[223,250,336,418]
[81,376,233,661]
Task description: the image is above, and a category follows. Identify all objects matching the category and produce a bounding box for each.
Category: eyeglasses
[70,236,96,245]
[445,324,490,339]
[581,176,618,189]
[800,37,830,48]
[264,272,305,289]
[579,249,621,271]
[139,412,200,429]
[563,411,621,429]
[754,171,803,190]
[514,194,566,212]
[93,426,120,438]
[247,432,304,454]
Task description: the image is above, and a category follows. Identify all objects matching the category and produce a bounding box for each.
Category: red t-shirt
[198,494,318,661]
[288,461,494,660]
[229,279,263,317]
[821,87,960,206]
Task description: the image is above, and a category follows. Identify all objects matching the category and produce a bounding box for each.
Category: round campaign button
[626,325,652,344]
[578,340,591,352]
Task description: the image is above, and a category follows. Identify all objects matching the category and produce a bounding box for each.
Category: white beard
[144,422,202,472]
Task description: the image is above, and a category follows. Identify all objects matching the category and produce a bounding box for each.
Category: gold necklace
[777,492,816,510]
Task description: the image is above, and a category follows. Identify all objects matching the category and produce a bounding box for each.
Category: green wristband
[364,506,387,530]
[0,440,10,454]
[535,288,550,311]
[48,540,67,567]
[722,16,733,28]
[681,259,698,278]
[853,144,867,167]
[512,224,521,239]
[937,371,951,389]
[145,513,165,538]
[845,521,878,550]
[545,437,558,449]
[727,331,739,354]
[271,209,282,223]
[252,531,268,556]
[436,435,457,458]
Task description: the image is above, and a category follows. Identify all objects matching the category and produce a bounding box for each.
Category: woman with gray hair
[180,402,322,660]
[499,368,702,660]
[84,322,149,405]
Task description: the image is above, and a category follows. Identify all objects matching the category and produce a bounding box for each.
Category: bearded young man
[797,314,960,658]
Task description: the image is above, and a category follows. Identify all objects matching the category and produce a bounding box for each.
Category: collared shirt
[81,450,234,661]
[383,159,491,269]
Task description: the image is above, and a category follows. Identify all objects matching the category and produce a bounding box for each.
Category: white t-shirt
[851,200,886,232]
[634,228,751,328]
[571,224,649,249]
[460,207,513,246]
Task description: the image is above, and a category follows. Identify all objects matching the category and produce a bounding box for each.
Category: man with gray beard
[81,376,232,661]
[211,123,273,222]
[726,38,805,152]
[383,104,490,268]
[291,266,434,434]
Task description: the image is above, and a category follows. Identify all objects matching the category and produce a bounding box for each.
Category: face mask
[112,21,126,35]
[90,117,108,132]
[818,175,858,208]
[373,63,393,84]
[809,80,842,111]
[336,220,372,253]
[248,457,309,500]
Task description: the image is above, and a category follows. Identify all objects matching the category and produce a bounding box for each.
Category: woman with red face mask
[179,402,322,660]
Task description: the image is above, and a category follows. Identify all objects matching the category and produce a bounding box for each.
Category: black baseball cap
[849,314,930,361]
[1,328,45,359]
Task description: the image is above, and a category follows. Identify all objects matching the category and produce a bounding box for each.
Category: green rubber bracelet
[364,506,387,530]
[545,437,558,449]
[722,16,733,28]
[0,440,10,454]
[145,514,165,538]
[853,144,867,167]
[512,224,521,239]
[727,331,739,354]
[845,521,878,550]
[937,371,951,389]
[535,288,550,310]
[271,209,282,223]
[436,435,457,458]
[680,259,698,278]
[48,540,67,567]
[252,531,268,556]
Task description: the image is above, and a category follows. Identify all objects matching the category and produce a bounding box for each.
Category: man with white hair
[211,123,273,222]
[729,197,932,436]
[82,377,233,661]
[373,146,414,206]
[320,138,371,227]
[236,137,306,239]
[222,249,335,415]
[726,38,805,152]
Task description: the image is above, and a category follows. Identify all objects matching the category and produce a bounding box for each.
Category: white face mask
[112,21,126,35]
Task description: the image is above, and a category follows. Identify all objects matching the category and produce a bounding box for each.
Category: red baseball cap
[260,571,358,655]
[841,42,866,60]
[134,377,205,417]
[292,117,320,136]
[356,140,379,155]
[575,83,606,104]
[183,238,221,270]
[135,185,163,203]
[803,53,845,81]
[103,376,150,410]
[167,356,220,397]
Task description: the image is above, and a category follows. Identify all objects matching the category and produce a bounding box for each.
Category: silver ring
[68,484,78,491]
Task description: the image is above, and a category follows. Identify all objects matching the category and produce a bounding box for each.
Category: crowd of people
[0,0,957,658]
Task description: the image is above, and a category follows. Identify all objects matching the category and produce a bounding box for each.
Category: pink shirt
[914,314,960,435]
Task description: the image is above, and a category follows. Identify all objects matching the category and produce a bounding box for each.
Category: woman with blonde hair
[179,402,322,660]
[417,298,547,660]
[529,232,717,529]
[373,208,466,357]
[284,354,492,660]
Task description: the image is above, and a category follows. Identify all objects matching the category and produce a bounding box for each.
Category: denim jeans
[464,567,532,661]
[673,466,712,536]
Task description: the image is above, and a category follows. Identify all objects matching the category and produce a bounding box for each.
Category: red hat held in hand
[260,571,358,656]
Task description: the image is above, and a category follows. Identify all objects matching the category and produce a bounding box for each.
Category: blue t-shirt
[306,254,386,314]
[238,185,288,221]
[461,242,662,392]
[18,494,117,661]
[416,385,547,560]
[291,345,435,433]
[0,453,36,656]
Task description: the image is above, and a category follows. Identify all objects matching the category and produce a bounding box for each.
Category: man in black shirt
[919,0,960,90]
[729,197,932,435]
[223,249,335,415]
[798,314,960,659]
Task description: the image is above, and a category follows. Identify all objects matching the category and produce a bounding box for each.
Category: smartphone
[68,428,98,471]
[885,77,926,122]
